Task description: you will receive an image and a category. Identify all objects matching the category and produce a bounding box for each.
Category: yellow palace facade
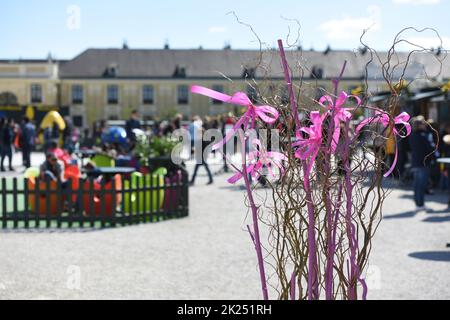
[0,47,448,128]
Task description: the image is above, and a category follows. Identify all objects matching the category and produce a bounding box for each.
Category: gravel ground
[0,152,449,300]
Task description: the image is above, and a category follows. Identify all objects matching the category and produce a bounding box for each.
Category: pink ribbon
[190,85,279,150]
[228,138,287,184]
[356,111,411,177]
[318,91,360,152]
[292,111,326,178]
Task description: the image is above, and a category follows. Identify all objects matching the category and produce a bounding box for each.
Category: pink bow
[319,91,361,152]
[190,86,279,150]
[356,111,411,177]
[292,111,325,178]
[228,139,287,184]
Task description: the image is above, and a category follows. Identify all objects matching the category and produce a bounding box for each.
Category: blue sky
[1,0,449,59]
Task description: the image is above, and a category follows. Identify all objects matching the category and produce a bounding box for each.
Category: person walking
[1,118,14,171]
[409,117,435,211]
[21,117,36,169]
[190,127,213,186]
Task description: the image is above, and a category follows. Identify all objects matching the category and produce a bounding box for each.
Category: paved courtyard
[0,152,449,299]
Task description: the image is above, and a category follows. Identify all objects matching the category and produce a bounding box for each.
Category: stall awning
[369,94,391,103]
[409,90,444,101]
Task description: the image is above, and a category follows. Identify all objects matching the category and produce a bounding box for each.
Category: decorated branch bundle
[191,38,414,300]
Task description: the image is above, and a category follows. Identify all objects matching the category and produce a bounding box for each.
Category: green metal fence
[0,167,189,229]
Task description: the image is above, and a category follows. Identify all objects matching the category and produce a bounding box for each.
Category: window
[212,85,224,104]
[173,65,187,78]
[104,64,118,78]
[30,84,42,103]
[142,85,154,104]
[72,85,83,104]
[0,92,18,106]
[72,115,83,127]
[107,85,119,104]
[177,85,189,104]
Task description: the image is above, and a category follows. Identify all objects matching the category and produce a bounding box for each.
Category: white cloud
[319,5,381,40]
[208,26,227,34]
[392,0,441,5]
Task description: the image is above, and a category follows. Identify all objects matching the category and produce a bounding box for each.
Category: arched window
[0,92,18,106]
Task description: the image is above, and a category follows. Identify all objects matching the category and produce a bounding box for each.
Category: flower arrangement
[134,134,178,168]
[191,38,414,300]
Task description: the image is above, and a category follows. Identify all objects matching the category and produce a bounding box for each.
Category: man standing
[21,117,36,169]
[1,118,14,171]
[409,117,434,211]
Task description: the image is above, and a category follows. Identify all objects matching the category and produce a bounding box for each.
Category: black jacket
[409,130,434,168]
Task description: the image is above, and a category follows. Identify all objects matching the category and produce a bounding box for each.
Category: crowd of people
[0,114,81,173]
[0,116,37,171]
[80,111,239,186]
[180,112,450,212]
[2,110,450,212]
[77,111,450,207]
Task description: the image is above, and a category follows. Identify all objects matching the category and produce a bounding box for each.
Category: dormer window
[242,67,256,79]
[311,66,323,79]
[104,63,118,78]
[173,65,186,78]
[109,66,116,77]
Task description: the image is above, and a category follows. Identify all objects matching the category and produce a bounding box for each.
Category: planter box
[147,156,185,176]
